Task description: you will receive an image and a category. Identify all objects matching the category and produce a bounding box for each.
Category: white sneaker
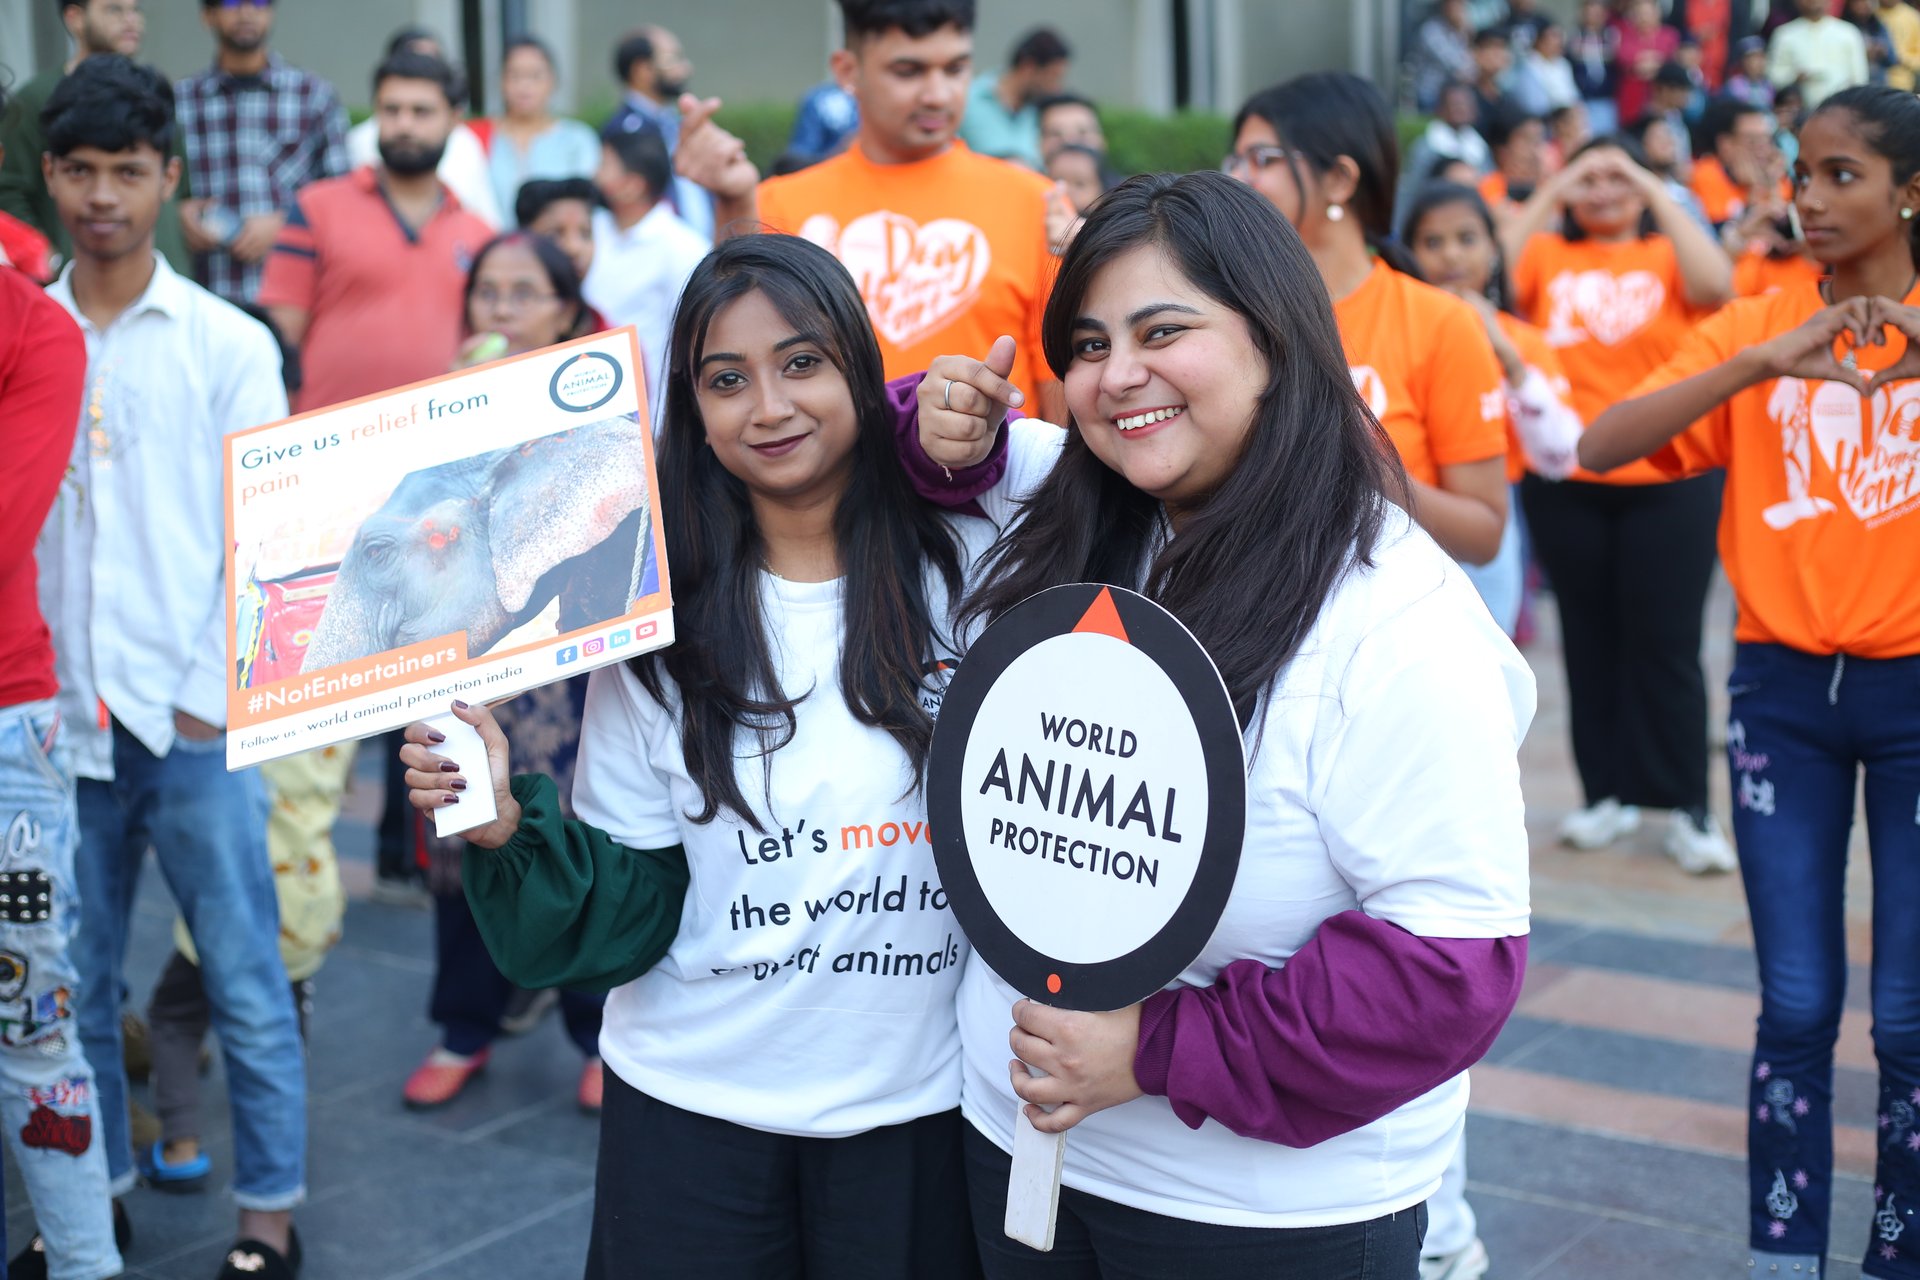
[1558,797,1642,849]
[1665,811,1737,874]
[1420,1237,1491,1280]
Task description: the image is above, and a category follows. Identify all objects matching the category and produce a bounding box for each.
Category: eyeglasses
[473,286,559,312]
[1220,145,1295,177]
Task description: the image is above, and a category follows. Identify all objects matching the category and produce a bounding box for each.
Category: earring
[1904,208,1915,221]
[1327,203,1345,223]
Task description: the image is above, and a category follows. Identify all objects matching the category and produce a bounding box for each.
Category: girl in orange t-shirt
[1227,76,1509,572]
[1405,181,1584,636]
[1502,134,1736,870]
[1578,86,1920,1280]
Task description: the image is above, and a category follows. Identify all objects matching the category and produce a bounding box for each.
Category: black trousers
[1521,471,1724,811]
[963,1125,1425,1280]
[585,1071,981,1280]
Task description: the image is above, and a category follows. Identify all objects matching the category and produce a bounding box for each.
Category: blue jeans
[0,702,119,1279]
[71,722,305,1210]
[1729,644,1920,1277]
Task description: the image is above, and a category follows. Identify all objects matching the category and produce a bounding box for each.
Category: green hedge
[368,98,1427,180]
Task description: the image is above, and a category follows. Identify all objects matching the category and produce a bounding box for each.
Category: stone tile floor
[5,574,1881,1277]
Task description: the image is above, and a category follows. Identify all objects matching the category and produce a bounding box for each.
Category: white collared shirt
[584,203,709,418]
[39,254,287,778]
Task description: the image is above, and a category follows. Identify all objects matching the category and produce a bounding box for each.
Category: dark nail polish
[427,731,446,744]
[443,794,460,805]
[449,779,468,792]
[439,761,459,773]
[452,700,469,710]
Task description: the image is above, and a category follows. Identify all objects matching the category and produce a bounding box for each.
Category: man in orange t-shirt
[1690,99,1790,229]
[673,0,1060,417]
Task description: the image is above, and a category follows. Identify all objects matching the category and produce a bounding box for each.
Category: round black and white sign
[928,584,1245,1012]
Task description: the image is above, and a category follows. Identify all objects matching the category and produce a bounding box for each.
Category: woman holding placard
[401,233,995,1277]
[915,170,1532,1277]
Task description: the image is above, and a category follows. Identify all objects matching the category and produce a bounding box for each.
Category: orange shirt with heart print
[756,141,1056,398]
[1332,261,1507,487]
[1639,279,1920,657]
[1514,232,1714,485]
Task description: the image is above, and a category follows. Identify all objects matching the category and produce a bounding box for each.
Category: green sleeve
[462,772,689,993]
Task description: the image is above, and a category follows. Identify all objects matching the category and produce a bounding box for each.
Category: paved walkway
[5,577,1882,1278]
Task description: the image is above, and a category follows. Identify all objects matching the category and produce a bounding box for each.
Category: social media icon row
[556,625,650,665]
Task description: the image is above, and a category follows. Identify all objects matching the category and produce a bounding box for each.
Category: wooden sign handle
[1004,1064,1065,1251]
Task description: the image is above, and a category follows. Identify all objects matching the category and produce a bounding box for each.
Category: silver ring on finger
[944,378,956,410]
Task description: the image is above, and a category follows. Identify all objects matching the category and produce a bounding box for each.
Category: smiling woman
[910,172,1532,1280]
[400,233,1006,1278]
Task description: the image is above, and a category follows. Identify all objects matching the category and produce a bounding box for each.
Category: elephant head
[299,414,652,673]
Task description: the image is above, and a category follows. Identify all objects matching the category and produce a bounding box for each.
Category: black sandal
[215,1227,302,1279]
[9,1198,132,1279]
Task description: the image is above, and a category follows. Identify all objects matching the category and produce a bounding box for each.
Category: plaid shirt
[175,54,349,303]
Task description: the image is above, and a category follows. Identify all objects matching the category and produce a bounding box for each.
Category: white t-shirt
[958,421,1535,1227]
[579,525,998,1137]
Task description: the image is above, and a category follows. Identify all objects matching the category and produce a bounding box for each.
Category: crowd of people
[0,0,1916,1277]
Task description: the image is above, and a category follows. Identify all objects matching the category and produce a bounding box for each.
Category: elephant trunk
[300,572,380,674]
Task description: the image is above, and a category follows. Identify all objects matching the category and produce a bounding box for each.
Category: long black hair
[1402,181,1519,315]
[1232,72,1423,278]
[1810,85,1920,270]
[963,172,1406,728]
[636,234,965,828]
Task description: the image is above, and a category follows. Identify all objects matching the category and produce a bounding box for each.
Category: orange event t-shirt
[1689,156,1792,227]
[756,141,1055,397]
[1638,280,1920,657]
[1514,232,1713,485]
[1497,311,1577,482]
[1734,250,1824,299]
[1333,261,1506,487]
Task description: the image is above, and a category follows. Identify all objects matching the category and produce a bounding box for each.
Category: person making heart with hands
[1581,85,1920,1280]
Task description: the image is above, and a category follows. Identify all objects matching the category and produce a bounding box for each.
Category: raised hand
[918,335,1025,471]
[400,701,522,849]
[674,93,759,200]
[1752,298,1873,394]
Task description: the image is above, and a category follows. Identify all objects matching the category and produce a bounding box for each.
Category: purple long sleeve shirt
[887,372,1528,1148]
[1134,914,1527,1147]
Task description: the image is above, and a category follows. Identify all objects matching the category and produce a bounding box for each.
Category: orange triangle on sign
[1072,587,1130,643]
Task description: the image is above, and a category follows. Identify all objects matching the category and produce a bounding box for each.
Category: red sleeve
[256,192,318,313]
[0,273,83,571]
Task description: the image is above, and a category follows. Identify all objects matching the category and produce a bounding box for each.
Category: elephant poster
[223,328,674,770]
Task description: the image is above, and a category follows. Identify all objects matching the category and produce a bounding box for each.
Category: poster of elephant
[223,328,674,770]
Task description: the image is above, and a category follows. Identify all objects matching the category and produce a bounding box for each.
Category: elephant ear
[489,416,653,614]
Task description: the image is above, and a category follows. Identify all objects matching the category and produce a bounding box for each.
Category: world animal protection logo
[928,585,1245,1013]
[797,211,992,349]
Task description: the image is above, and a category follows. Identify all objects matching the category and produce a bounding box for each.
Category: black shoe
[215,1227,301,1279]
[10,1198,132,1278]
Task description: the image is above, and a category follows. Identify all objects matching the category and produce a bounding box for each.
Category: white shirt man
[40,253,286,777]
